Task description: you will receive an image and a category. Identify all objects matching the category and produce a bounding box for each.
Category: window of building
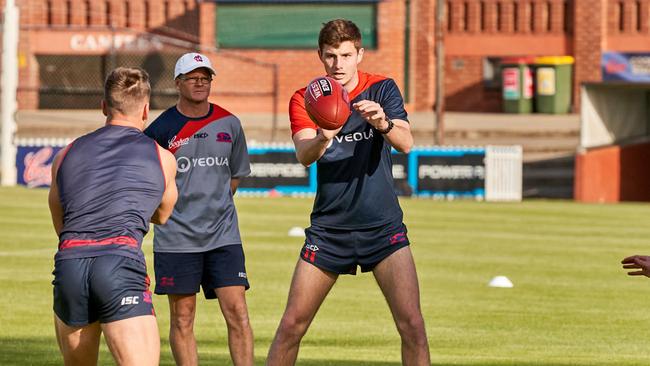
[483,57,501,90]
[215,2,378,49]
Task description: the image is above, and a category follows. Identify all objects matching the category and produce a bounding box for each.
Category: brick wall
[413,0,435,111]
[442,0,571,112]
[8,0,650,113]
[573,0,604,111]
[445,56,502,112]
[213,0,406,115]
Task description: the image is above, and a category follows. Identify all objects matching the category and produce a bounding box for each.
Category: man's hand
[318,125,343,141]
[353,100,389,131]
[622,255,650,277]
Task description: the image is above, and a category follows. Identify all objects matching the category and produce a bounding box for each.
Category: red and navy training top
[290,71,408,230]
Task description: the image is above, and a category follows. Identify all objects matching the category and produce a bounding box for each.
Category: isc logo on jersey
[121,296,139,306]
[177,156,229,173]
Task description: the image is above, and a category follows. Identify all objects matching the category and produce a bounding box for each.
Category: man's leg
[214,286,254,366]
[168,294,199,366]
[266,260,338,366]
[102,315,159,366]
[54,314,102,366]
[372,246,430,366]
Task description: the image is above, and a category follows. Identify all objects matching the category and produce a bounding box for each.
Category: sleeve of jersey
[289,90,318,136]
[380,79,409,123]
[230,121,252,178]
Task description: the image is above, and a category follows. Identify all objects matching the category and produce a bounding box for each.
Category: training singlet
[55,125,166,263]
[290,71,408,230]
[144,103,251,253]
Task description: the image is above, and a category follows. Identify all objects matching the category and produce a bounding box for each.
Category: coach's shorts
[154,244,249,300]
[52,255,154,327]
[301,221,410,275]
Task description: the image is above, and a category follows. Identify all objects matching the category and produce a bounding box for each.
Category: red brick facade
[5,0,650,113]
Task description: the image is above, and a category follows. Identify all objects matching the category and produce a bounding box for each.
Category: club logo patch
[194,54,203,62]
[216,132,232,143]
[159,277,175,287]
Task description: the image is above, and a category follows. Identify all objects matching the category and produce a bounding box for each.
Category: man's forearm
[381,120,413,154]
[295,133,330,167]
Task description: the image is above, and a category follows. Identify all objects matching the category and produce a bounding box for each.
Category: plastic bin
[501,57,534,113]
[534,56,574,114]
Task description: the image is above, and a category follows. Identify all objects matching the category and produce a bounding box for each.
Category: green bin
[533,56,574,114]
[501,57,534,113]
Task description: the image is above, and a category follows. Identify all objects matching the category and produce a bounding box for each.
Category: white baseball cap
[174,52,216,79]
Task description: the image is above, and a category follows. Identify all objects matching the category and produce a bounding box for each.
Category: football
[304,76,351,130]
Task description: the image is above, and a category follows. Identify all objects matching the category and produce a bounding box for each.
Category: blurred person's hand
[622,255,650,277]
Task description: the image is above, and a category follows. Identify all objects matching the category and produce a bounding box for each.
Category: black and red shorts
[52,255,154,327]
[301,221,410,275]
[153,244,249,300]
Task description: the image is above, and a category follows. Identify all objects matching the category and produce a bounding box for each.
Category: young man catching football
[266,19,430,366]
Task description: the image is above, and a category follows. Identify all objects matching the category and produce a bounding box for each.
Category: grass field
[2,186,650,365]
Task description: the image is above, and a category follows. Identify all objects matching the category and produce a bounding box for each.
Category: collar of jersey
[173,103,214,121]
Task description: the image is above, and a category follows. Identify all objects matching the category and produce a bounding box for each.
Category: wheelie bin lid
[534,56,575,65]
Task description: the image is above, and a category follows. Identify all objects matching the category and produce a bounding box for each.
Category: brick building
[6,0,650,114]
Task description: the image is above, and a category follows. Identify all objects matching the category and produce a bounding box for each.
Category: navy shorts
[154,244,249,300]
[301,222,410,275]
[52,255,154,327]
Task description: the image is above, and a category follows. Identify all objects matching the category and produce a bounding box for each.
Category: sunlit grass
[1,186,649,365]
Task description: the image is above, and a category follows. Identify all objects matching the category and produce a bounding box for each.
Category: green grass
[1,186,650,365]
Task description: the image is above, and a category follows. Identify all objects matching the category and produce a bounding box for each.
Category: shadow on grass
[0,336,603,366]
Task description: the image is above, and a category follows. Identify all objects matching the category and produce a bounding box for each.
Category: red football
[304,76,351,130]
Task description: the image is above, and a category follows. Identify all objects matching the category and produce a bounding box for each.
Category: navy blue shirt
[290,71,408,229]
[55,125,166,263]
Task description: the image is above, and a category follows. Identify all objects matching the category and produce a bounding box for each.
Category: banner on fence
[410,148,486,199]
[238,147,316,194]
[16,141,520,200]
[16,145,64,188]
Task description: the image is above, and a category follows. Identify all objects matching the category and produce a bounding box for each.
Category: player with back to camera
[48,67,178,366]
[144,52,253,366]
[266,19,431,366]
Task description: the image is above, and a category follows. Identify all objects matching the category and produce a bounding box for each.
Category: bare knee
[170,310,195,336]
[222,302,251,331]
[395,314,428,345]
[275,313,311,343]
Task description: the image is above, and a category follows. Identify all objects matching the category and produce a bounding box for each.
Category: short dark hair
[318,19,362,51]
[104,67,151,115]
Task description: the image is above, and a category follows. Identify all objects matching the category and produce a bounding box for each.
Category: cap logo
[194,55,203,62]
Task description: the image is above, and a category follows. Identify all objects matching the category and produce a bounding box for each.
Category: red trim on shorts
[59,236,138,250]
[303,249,316,263]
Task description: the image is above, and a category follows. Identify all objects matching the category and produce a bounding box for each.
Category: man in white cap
[144,52,253,366]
